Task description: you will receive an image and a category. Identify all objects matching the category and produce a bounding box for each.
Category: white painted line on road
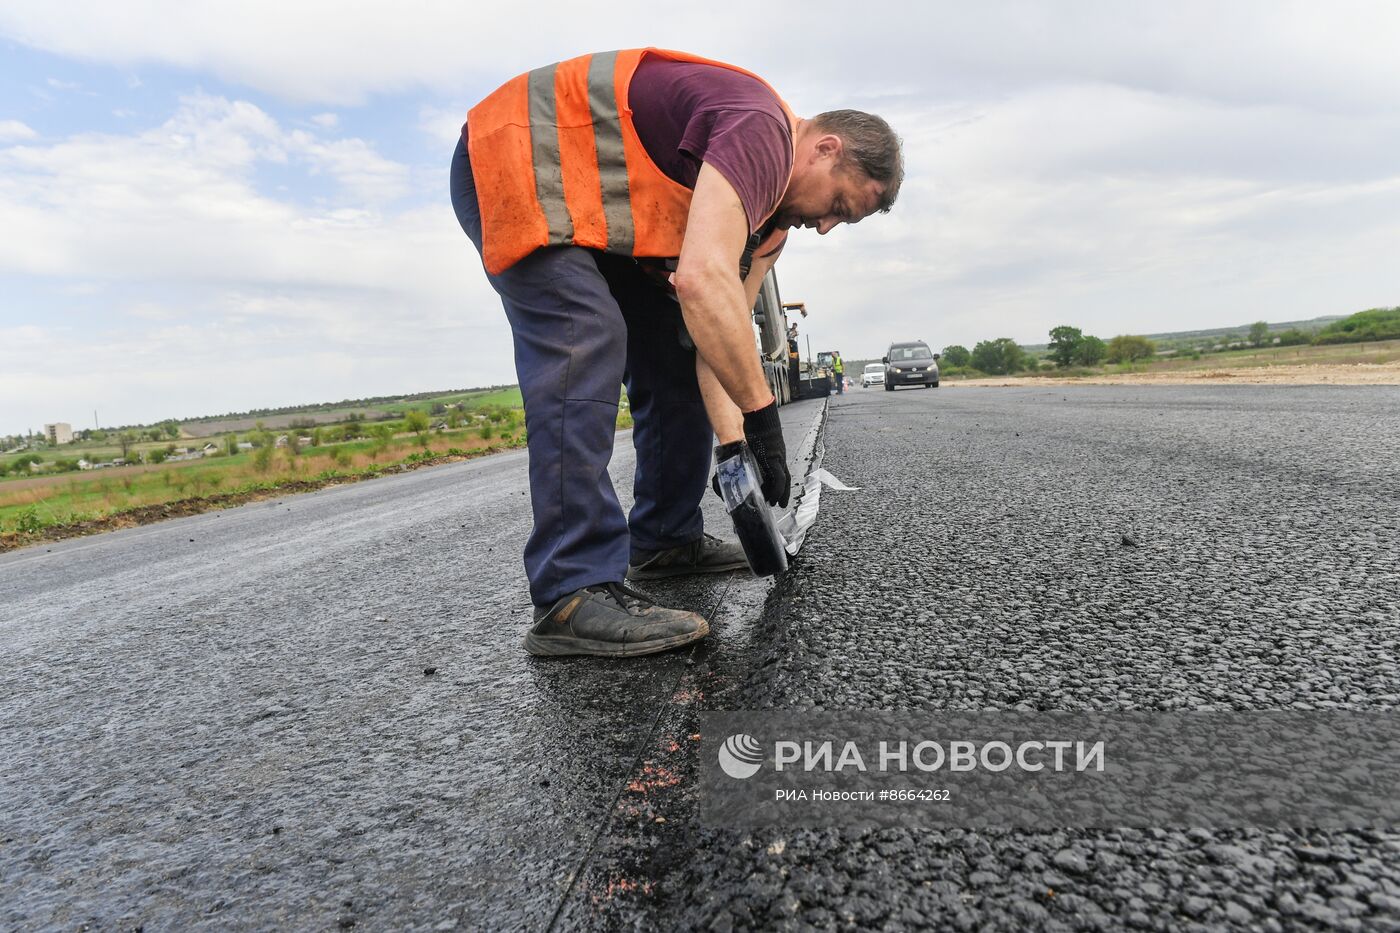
[776,405,860,557]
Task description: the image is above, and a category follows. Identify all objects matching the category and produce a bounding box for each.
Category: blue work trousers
[450,138,712,606]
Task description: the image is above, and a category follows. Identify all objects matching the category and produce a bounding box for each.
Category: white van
[861,363,885,388]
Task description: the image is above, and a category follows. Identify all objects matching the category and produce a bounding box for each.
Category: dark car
[883,341,940,390]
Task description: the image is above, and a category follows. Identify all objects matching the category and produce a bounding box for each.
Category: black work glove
[742,401,790,508]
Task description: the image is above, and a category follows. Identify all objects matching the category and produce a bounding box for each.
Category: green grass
[4,386,531,478]
[971,338,1400,379]
[1141,338,1400,371]
[454,387,524,408]
[0,427,522,533]
[1,389,645,538]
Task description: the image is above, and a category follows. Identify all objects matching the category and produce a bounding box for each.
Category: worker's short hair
[810,110,904,213]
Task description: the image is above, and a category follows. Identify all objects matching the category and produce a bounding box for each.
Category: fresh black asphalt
[3,386,1399,931]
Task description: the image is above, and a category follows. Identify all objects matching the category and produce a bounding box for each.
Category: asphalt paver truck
[750,272,832,404]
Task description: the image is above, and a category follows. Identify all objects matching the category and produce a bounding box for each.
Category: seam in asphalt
[540,399,831,931]
[542,571,738,933]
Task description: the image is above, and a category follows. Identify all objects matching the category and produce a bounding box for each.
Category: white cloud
[418,104,465,149]
[0,96,510,431]
[2,1,1398,112]
[773,77,1400,351]
[3,2,1400,431]
[0,120,37,141]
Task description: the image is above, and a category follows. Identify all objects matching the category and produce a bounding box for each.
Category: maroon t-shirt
[628,56,793,237]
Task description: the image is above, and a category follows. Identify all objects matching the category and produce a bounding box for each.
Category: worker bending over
[452,48,902,657]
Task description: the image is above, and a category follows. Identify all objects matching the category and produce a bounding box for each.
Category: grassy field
[178,387,525,435]
[454,387,524,408]
[3,388,528,471]
[939,337,1400,381]
[0,428,516,533]
[3,438,176,469]
[3,385,529,535]
[1118,338,1400,372]
[0,384,638,544]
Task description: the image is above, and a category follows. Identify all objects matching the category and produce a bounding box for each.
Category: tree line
[937,306,1398,376]
[937,330,1157,376]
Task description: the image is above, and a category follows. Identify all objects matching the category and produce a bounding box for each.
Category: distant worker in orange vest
[451,48,902,657]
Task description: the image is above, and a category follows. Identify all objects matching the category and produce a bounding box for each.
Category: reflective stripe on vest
[467,48,794,275]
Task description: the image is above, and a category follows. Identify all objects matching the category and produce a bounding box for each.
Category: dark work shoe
[627,533,748,580]
[524,582,710,658]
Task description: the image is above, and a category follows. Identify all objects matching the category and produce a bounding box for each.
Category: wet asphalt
[4,385,1400,931]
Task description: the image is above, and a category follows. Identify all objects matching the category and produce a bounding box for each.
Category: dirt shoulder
[950,361,1400,387]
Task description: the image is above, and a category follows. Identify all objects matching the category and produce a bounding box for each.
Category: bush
[253,444,275,473]
[1106,334,1156,363]
[1073,335,1107,366]
[1313,307,1400,344]
[940,345,971,368]
[14,507,43,534]
[970,338,1028,375]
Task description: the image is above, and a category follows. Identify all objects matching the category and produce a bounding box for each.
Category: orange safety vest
[467,48,796,275]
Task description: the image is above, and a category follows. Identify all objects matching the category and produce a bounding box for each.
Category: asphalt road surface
[4,386,1399,931]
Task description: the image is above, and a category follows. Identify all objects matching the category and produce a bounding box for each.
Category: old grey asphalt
[0,401,823,932]
[4,386,1400,931]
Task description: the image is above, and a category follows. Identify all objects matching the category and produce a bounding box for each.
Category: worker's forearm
[675,264,771,412]
[696,355,744,444]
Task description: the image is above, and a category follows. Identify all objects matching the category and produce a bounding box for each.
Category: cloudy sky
[3,1,1397,435]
